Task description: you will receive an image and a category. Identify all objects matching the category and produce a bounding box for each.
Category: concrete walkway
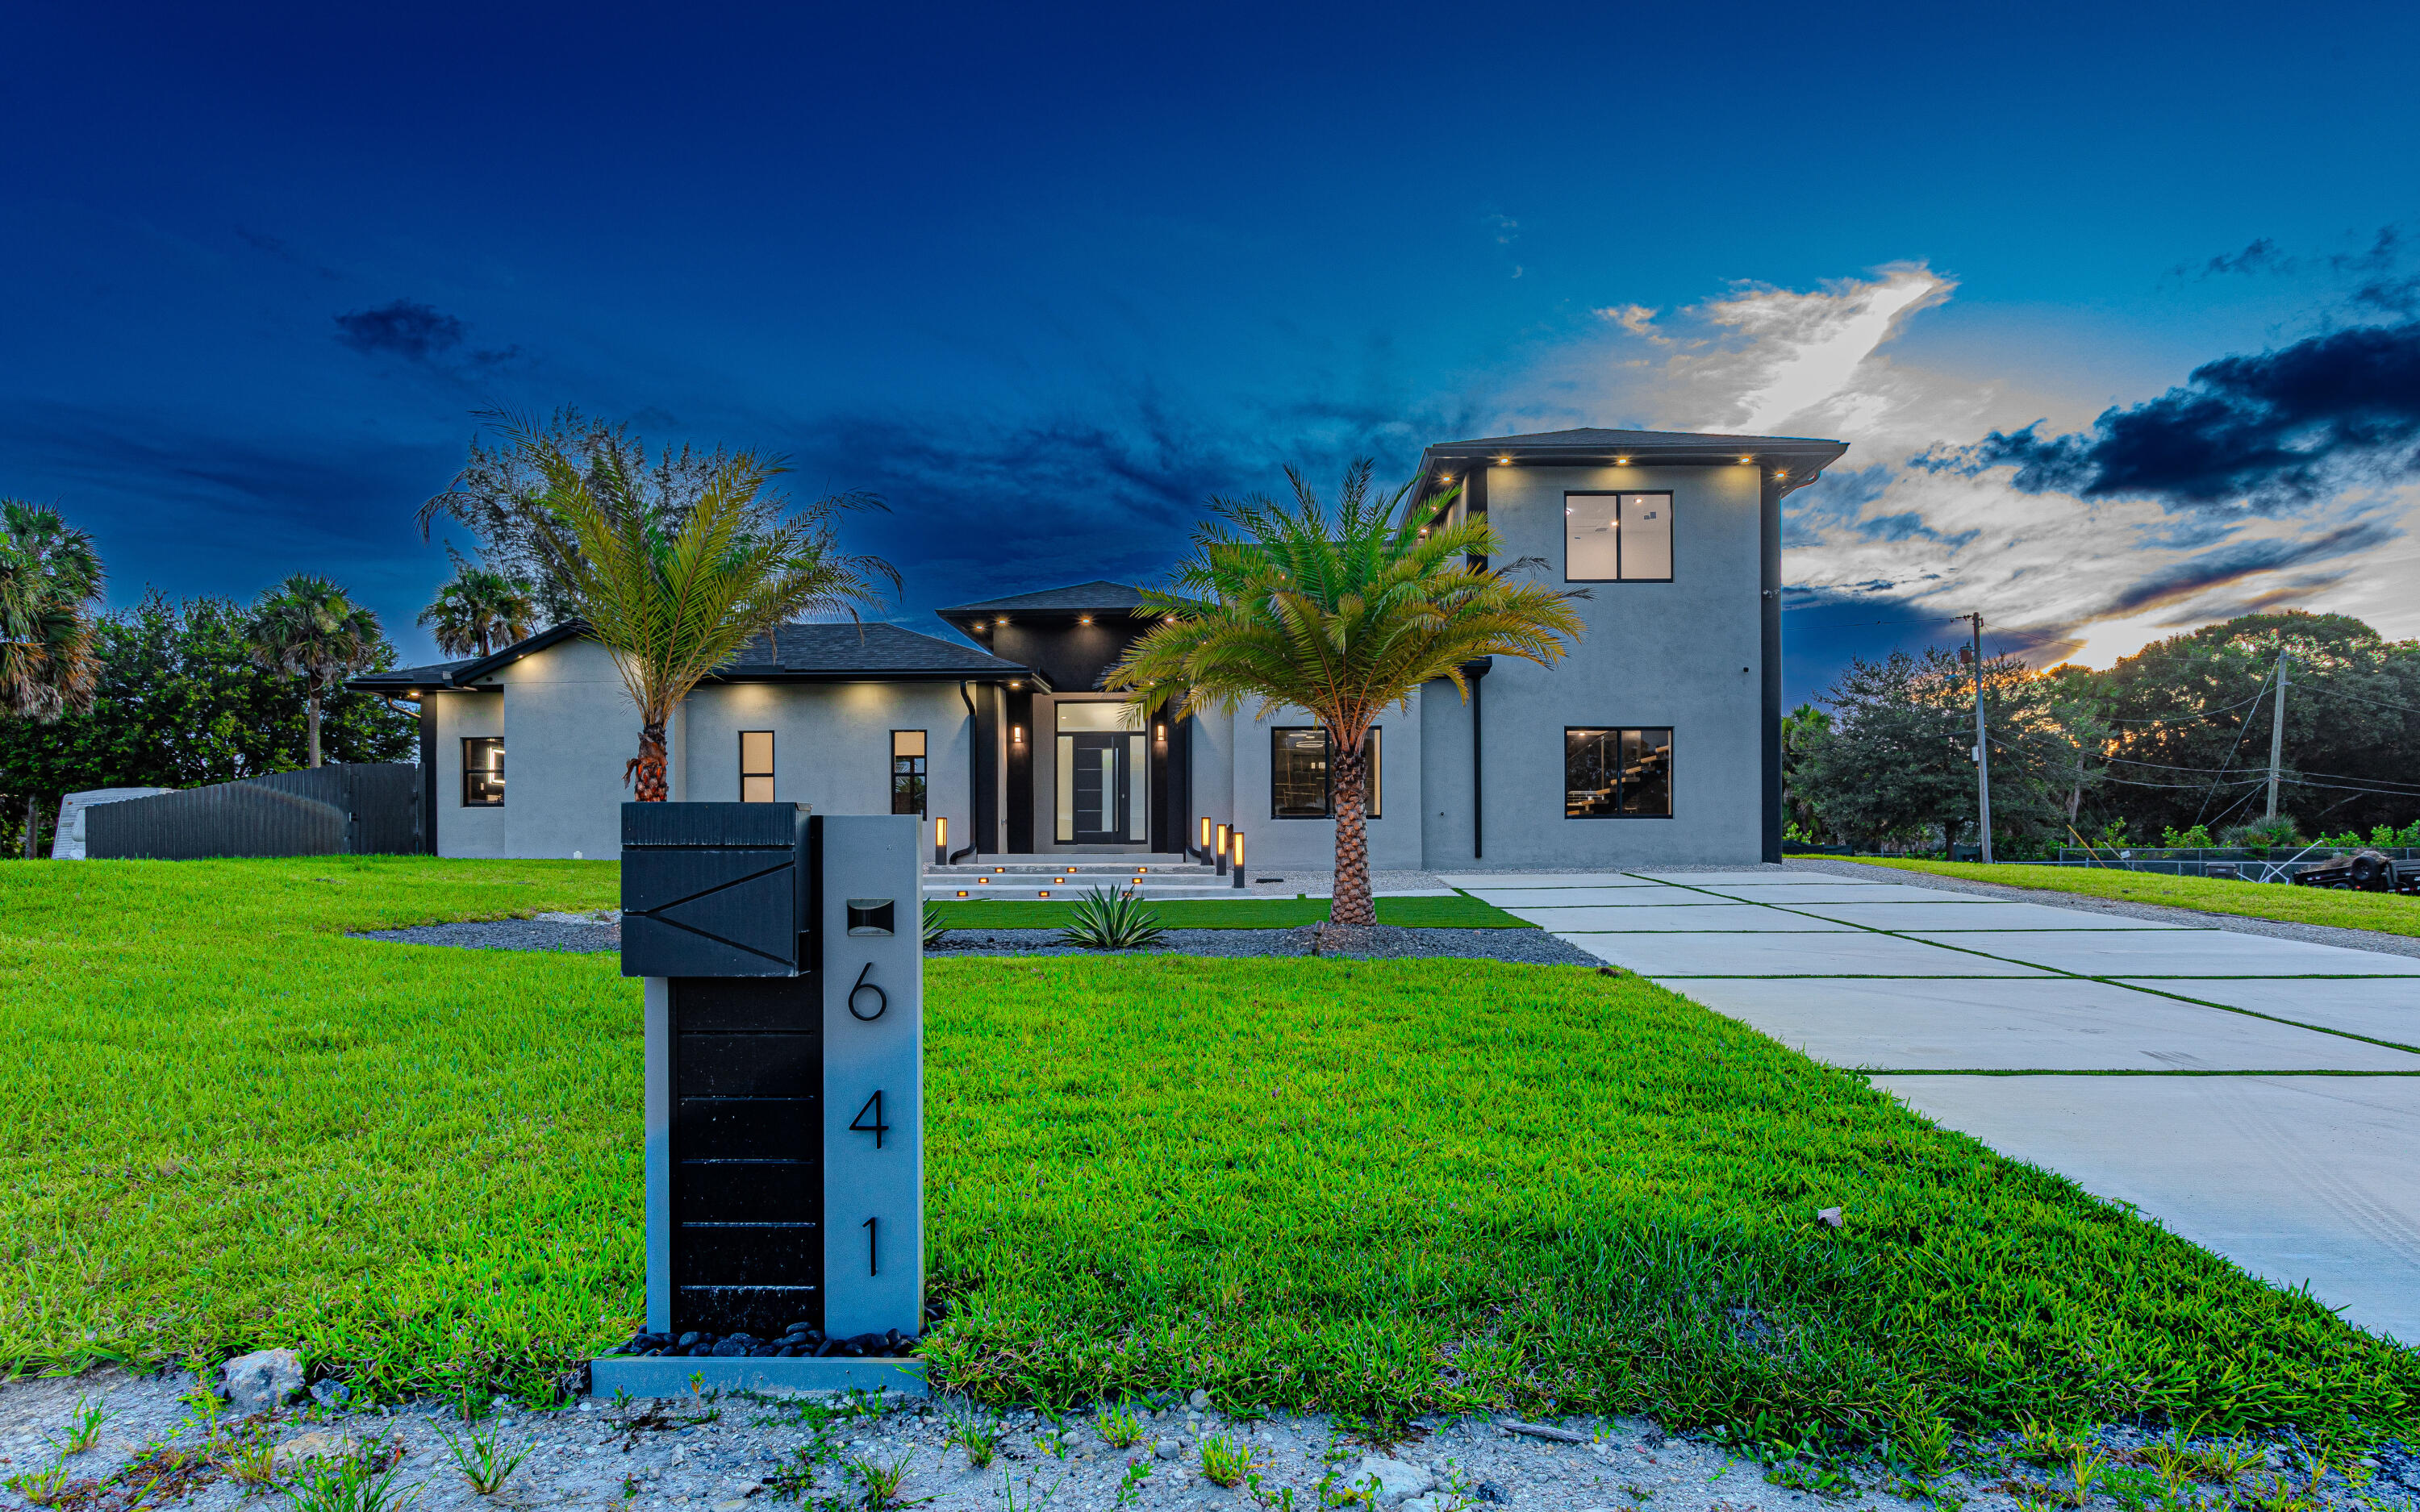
[1442,865,2420,1344]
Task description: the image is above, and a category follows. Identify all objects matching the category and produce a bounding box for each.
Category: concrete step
[924,883,1243,902]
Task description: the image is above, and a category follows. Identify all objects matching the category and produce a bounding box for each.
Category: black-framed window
[891,730,927,817]
[1566,727,1672,818]
[740,731,775,802]
[1565,491,1673,581]
[461,736,505,806]
[1270,727,1381,818]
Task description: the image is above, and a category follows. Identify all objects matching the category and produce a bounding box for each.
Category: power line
[2290,682,2420,719]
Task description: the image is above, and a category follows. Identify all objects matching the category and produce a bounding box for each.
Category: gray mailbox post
[590,804,927,1397]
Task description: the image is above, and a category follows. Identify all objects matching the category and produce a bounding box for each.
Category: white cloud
[1489,264,2420,666]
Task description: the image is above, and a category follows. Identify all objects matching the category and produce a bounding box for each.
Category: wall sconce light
[1012,725,1024,745]
[1154,723,1166,742]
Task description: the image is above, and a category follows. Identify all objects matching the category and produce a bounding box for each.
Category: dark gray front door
[1067,733,1129,843]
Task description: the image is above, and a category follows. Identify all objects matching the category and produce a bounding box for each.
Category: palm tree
[508,420,897,802]
[245,575,385,768]
[1107,460,1587,927]
[0,501,105,858]
[418,555,540,658]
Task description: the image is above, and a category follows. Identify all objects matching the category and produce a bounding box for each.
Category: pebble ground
[3,1370,2412,1512]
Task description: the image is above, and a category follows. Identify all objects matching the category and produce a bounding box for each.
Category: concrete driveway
[1442,866,2420,1343]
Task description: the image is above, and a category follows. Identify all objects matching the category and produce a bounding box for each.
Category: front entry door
[1066,734,1129,844]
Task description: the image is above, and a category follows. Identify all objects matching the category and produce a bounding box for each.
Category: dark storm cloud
[2090,519,2398,619]
[334,298,469,361]
[1926,320,2420,509]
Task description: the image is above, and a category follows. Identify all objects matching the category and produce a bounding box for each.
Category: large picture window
[740,731,775,802]
[1565,492,1673,581]
[891,730,927,817]
[461,736,505,806]
[1270,727,1382,818]
[1565,727,1672,818]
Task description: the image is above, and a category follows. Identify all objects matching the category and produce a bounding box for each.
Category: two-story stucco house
[353,425,1846,868]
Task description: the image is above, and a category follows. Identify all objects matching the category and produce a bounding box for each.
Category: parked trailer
[2291,849,2420,894]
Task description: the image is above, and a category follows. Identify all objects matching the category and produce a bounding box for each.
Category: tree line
[1785,610,2420,856]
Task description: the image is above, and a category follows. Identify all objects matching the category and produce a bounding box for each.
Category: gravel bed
[3,1368,2408,1512]
[353,915,620,953]
[927,923,1605,965]
[1787,858,2420,960]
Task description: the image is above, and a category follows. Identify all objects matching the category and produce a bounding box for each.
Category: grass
[1867,858,2420,937]
[927,893,1529,930]
[6,858,2417,1447]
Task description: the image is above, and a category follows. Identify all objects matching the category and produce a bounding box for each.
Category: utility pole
[2264,649,2289,822]
[1971,613,1993,864]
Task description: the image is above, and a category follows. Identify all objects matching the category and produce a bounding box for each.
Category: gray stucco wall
[683,680,971,860]
[429,688,507,858]
[1194,701,1425,873]
[1458,462,1766,867]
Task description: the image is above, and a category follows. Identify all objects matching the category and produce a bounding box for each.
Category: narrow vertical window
[1565,727,1673,817]
[739,731,775,802]
[461,737,505,806]
[891,730,927,817]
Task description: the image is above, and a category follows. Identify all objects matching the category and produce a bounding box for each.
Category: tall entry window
[739,731,775,802]
[1270,728,1382,818]
[1566,492,1674,581]
[462,736,505,806]
[1566,727,1673,818]
[1053,702,1147,843]
[891,730,927,816]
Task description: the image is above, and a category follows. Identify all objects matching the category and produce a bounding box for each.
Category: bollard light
[1199,815,1212,861]
[1231,831,1245,889]
[1216,823,1230,876]
[934,816,948,867]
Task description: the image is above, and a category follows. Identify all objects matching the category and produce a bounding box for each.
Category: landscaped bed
[1869,858,2420,937]
[925,893,1531,930]
[5,858,2416,1447]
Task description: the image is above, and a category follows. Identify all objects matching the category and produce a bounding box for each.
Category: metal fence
[86,764,422,860]
[2048,845,2420,881]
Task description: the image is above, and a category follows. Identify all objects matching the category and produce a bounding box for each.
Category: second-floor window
[462,737,505,806]
[891,730,927,816]
[1566,491,1673,581]
[740,731,775,802]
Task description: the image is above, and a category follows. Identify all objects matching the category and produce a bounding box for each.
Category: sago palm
[419,554,540,658]
[0,500,106,857]
[511,421,897,802]
[245,575,386,768]
[1107,460,1586,927]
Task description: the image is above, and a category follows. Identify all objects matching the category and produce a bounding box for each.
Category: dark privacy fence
[86,764,422,860]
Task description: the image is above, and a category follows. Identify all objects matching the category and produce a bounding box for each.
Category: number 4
[849,1090,888,1148]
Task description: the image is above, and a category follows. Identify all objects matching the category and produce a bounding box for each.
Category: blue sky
[7,0,2419,705]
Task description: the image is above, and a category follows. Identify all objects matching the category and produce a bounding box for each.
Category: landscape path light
[1231,830,1245,889]
[1216,823,1230,876]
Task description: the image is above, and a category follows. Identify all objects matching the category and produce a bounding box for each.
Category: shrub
[2220,817,2305,852]
[1053,887,1167,951]
[2159,823,2214,848]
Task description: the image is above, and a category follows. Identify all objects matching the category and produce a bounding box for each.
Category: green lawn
[1867,858,2420,937]
[5,858,2414,1443]
[928,893,1529,930]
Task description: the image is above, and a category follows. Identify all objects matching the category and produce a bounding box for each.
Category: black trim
[1760,474,1784,864]
[1004,688,1034,853]
[1463,658,1492,858]
[968,683,999,857]
[417,701,438,853]
[1563,727,1675,819]
[1465,463,1487,573]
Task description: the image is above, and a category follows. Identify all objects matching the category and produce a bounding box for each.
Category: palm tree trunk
[23,793,40,860]
[1329,738,1375,927]
[307,690,323,768]
[632,722,670,802]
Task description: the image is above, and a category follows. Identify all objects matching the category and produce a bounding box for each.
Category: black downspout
[1462,658,1492,860]
[1760,473,1784,864]
[1464,464,1488,571]
[953,681,982,862]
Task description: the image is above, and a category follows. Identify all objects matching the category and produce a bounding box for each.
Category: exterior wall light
[1078,614,1093,625]
[1008,679,1021,689]
[1739,456,1754,464]
[1012,725,1024,745]
[1496,455,1512,464]
[1775,468,1788,478]
[1614,456,1631,465]
[995,618,1008,627]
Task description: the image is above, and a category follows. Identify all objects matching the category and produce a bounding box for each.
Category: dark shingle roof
[936,580,1148,616]
[722,622,1030,677]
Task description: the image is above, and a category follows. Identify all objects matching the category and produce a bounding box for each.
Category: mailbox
[595,805,925,1397]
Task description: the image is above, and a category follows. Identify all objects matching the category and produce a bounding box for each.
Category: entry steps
[923,856,1245,901]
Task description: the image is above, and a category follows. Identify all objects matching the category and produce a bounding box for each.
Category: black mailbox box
[622,802,816,977]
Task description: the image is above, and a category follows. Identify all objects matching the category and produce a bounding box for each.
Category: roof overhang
[702,667,1054,691]
[1414,432,1850,512]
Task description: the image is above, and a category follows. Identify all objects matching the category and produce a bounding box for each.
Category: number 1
[863,1216,878,1276]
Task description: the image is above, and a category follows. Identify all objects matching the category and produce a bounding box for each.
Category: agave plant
[920,903,949,948]
[1054,886,1167,950]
